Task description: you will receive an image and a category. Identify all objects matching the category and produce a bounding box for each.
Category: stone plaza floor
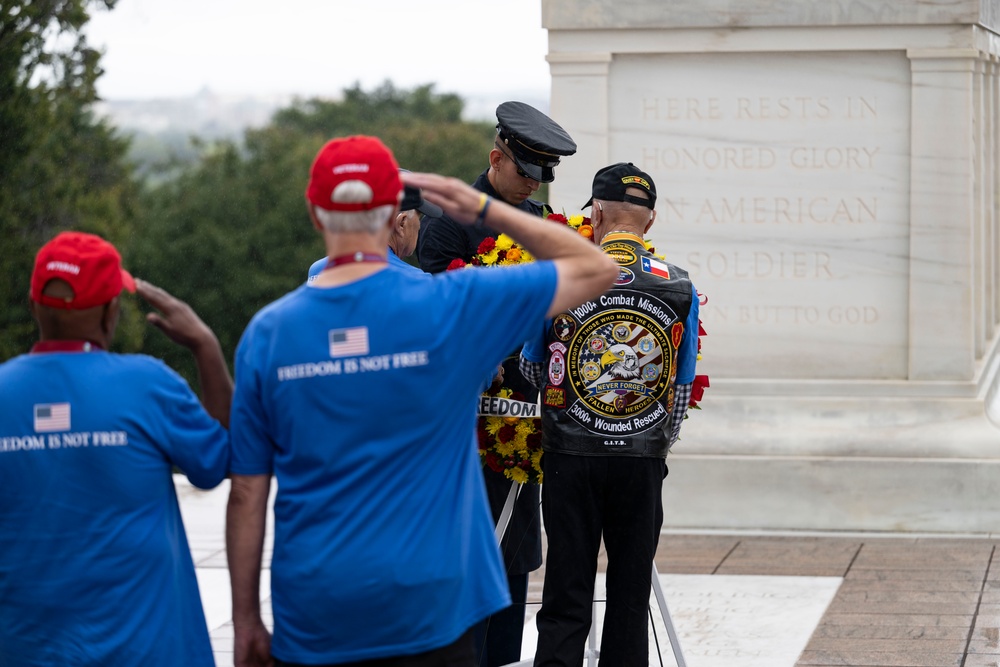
[177,477,1000,667]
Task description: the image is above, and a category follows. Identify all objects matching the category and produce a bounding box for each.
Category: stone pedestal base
[664,389,1000,532]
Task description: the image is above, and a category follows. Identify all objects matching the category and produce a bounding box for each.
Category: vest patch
[552,314,576,341]
[614,267,635,285]
[562,288,680,438]
[544,386,566,408]
[604,242,638,266]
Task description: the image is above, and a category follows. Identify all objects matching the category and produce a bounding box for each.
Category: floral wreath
[448,208,709,482]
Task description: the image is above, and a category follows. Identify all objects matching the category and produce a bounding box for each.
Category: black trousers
[533,452,665,667]
[274,628,475,667]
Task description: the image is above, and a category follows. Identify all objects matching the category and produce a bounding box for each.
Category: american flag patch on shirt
[329,327,369,358]
[34,403,71,433]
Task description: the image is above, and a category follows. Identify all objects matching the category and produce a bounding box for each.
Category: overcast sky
[85,0,552,106]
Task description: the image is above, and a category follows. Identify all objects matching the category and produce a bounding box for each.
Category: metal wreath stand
[492,480,687,667]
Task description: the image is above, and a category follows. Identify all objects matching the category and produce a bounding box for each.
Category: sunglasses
[494,142,533,180]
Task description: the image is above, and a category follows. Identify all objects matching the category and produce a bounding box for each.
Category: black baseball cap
[583,162,657,210]
[495,101,577,183]
[399,169,443,218]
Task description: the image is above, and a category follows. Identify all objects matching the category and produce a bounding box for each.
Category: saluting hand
[401,172,486,226]
[135,278,215,351]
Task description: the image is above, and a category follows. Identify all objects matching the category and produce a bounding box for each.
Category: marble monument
[543,0,1000,531]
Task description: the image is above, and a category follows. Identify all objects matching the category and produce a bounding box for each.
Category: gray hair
[313,180,396,234]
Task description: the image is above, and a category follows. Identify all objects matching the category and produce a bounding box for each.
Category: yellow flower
[506,467,529,485]
[484,418,504,436]
[643,239,666,261]
[515,419,535,437]
[495,441,516,457]
[495,234,515,251]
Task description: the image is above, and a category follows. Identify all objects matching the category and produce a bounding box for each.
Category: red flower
[690,375,710,407]
[525,431,542,449]
[497,249,507,262]
[485,452,504,473]
[497,425,516,444]
[446,258,467,271]
[546,213,568,224]
[478,237,496,254]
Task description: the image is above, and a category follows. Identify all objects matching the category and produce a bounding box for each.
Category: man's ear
[489,148,504,171]
[386,205,401,231]
[644,209,656,235]
[102,296,121,339]
[306,202,324,232]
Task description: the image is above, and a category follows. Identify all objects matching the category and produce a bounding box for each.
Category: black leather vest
[539,233,694,459]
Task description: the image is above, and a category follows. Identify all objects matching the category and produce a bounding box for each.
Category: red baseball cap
[305,135,402,212]
[30,232,136,310]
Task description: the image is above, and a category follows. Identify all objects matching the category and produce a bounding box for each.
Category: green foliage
[129,133,322,380]
[274,81,495,178]
[0,0,143,360]
[130,81,497,385]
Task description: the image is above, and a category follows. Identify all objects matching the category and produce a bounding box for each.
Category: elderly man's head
[305,135,403,234]
[29,232,136,344]
[583,163,658,241]
[390,184,442,259]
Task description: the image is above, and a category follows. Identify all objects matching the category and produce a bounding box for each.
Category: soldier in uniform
[520,163,701,667]
[417,102,577,667]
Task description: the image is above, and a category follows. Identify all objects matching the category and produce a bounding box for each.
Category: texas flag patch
[641,256,671,279]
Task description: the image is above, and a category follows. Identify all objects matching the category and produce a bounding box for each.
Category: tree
[273,81,495,176]
[0,0,142,360]
[129,82,496,384]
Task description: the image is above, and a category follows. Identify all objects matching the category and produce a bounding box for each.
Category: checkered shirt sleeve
[519,354,546,391]
[668,382,693,450]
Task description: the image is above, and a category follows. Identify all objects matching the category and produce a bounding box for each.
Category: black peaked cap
[495,101,577,183]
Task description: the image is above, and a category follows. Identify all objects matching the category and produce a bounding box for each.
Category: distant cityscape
[94,88,549,140]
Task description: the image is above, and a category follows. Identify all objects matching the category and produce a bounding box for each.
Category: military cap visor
[496,101,576,183]
[400,184,443,218]
[398,169,444,217]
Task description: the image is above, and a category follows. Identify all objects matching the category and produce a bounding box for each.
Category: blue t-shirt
[307,248,420,282]
[231,261,557,663]
[0,350,230,667]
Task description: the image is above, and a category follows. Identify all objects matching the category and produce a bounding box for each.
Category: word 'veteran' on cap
[31,232,136,310]
[306,136,402,212]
